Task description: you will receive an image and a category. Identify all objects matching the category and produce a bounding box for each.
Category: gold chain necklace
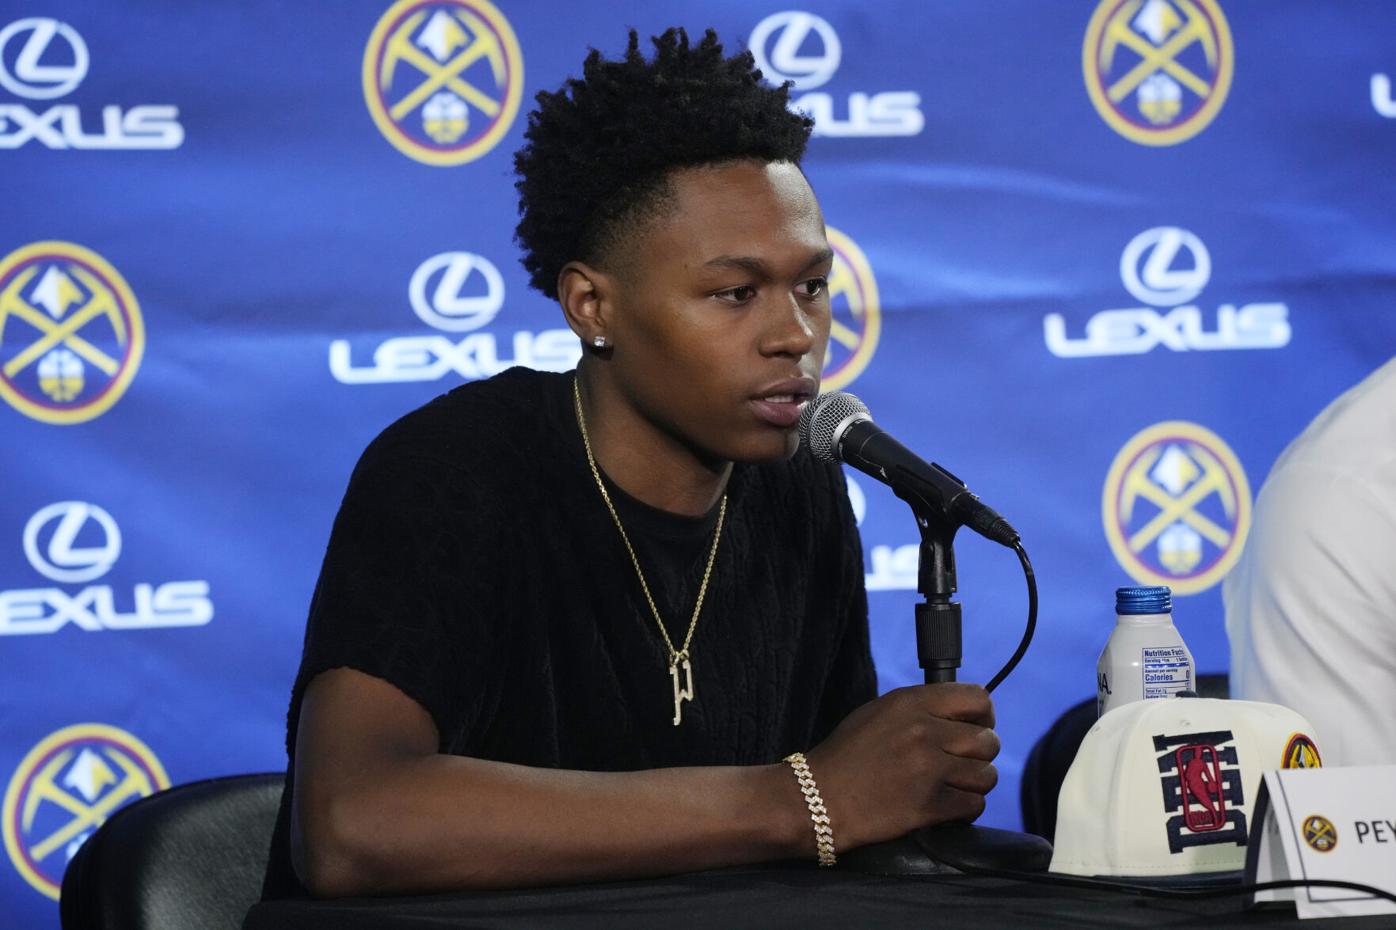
[573,377,726,727]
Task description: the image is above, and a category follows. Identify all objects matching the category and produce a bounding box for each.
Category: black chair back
[60,773,283,930]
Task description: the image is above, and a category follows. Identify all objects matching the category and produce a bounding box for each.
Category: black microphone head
[800,391,872,462]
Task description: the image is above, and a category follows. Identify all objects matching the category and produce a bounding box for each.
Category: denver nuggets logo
[1103,421,1251,595]
[1283,733,1322,770]
[1082,0,1234,146]
[0,242,144,425]
[3,724,169,899]
[362,0,523,166]
[822,226,880,393]
[1302,815,1337,853]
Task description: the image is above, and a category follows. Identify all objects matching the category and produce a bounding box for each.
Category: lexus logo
[22,501,122,583]
[408,251,505,333]
[0,18,89,100]
[749,11,841,91]
[1119,227,1211,307]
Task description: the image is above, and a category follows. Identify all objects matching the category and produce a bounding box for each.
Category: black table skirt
[242,865,1396,929]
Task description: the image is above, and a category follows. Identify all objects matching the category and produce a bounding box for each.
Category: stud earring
[593,335,608,348]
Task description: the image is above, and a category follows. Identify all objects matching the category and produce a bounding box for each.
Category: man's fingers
[942,758,998,796]
[901,683,995,727]
[939,721,1000,762]
[914,716,998,762]
[931,783,990,823]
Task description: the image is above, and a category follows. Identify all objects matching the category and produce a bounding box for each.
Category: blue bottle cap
[1116,585,1171,615]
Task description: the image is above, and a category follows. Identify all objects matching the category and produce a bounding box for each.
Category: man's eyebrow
[703,247,835,276]
[703,255,770,277]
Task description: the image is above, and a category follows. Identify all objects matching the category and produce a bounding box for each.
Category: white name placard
[1247,765,1396,919]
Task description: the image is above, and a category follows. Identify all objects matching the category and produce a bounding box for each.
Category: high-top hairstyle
[513,27,814,299]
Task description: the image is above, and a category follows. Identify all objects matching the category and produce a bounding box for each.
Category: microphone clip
[910,506,963,685]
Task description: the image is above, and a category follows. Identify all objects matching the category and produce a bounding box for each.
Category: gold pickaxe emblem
[380,8,506,124]
[21,748,152,863]
[1101,0,1217,104]
[0,264,126,381]
[1119,442,1235,555]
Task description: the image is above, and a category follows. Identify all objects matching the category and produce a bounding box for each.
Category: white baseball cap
[1050,697,1322,878]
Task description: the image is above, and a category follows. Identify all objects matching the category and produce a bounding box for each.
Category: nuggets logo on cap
[3,724,169,899]
[1282,733,1322,770]
[1102,421,1251,595]
[1082,0,1233,146]
[362,0,524,166]
[821,226,880,393]
[0,242,144,425]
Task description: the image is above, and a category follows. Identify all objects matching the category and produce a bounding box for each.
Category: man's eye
[800,277,829,299]
[718,285,758,303]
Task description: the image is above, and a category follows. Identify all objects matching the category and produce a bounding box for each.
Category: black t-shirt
[262,367,877,898]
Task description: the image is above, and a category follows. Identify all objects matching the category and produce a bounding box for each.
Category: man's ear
[557,261,612,347]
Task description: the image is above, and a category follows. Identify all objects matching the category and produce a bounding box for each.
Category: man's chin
[732,430,802,464]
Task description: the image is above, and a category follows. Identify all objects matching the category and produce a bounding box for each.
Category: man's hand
[804,683,999,852]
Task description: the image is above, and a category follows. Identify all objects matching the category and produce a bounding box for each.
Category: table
[242,864,1396,929]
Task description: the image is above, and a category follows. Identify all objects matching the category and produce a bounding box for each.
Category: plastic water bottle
[1096,585,1195,717]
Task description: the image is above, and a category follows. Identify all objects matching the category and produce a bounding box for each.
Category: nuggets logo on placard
[362,0,523,166]
[1302,815,1337,853]
[821,226,880,393]
[1153,729,1247,854]
[1082,0,1233,146]
[3,724,169,899]
[0,242,144,424]
[1102,421,1251,595]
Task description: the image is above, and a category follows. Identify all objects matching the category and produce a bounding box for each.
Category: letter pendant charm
[670,655,694,726]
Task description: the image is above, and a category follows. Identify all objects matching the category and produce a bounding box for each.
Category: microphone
[799,392,1020,547]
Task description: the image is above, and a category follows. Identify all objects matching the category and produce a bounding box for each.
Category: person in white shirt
[1224,355,1396,766]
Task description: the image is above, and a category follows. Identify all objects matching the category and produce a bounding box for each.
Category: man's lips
[749,379,816,428]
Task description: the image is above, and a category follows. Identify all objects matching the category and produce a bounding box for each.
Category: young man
[262,28,999,898]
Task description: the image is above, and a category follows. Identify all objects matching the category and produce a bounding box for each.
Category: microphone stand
[838,492,1053,877]
[913,511,962,685]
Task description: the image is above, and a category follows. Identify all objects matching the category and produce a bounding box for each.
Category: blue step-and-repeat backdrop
[3,1,1394,923]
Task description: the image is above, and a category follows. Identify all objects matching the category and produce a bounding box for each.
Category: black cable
[985,541,1036,693]
[947,861,1396,907]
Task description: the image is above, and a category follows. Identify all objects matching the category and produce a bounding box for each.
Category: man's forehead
[650,162,825,261]
[667,159,815,210]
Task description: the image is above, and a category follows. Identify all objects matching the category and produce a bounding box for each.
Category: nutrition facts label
[1141,645,1192,698]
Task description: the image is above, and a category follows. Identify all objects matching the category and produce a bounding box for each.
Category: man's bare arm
[291,667,998,896]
